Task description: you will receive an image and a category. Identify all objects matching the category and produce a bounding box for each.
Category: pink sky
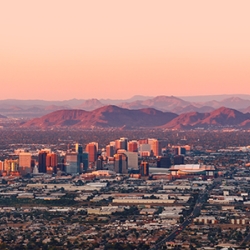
[0,0,250,100]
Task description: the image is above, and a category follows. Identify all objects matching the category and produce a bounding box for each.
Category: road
[240,231,250,246]
[151,179,222,250]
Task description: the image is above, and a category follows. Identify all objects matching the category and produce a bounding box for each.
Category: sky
[0,0,250,100]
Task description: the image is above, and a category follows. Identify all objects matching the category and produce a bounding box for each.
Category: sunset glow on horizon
[0,0,250,100]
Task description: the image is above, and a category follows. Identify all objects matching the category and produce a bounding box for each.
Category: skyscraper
[46,152,58,173]
[75,143,79,153]
[138,139,148,145]
[128,141,138,152]
[114,153,128,174]
[140,161,149,176]
[117,149,138,169]
[51,153,58,168]
[0,161,3,173]
[115,138,127,151]
[65,152,78,174]
[148,138,161,156]
[38,151,47,173]
[4,159,18,174]
[19,152,32,175]
[120,137,128,150]
[96,156,104,170]
[86,143,97,163]
[78,150,89,173]
[106,145,114,157]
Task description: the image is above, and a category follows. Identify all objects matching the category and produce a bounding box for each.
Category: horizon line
[1,93,250,102]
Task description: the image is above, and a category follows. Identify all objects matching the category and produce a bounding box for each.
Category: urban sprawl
[0,130,250,249]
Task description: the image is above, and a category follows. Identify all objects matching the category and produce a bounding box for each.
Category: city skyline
[1,0,250,100]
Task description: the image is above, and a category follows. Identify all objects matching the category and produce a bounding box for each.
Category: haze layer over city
[1,1,250,249]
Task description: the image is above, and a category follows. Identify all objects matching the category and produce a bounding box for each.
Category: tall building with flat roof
[139,144,151,157]
[117,149,138,169]
[65,144,89,174]
[157,156,171,168]
[19,152,32,175]
[115,139,126,151]
[114,153,128,174]
[109,141,116,148]
[38,151,47,173]
[128,141,138,152]
[96,156,104,170]
[65,152,78,174]
[4,159,18,173]
[46,152,58,173]
[0,161,3,173]
[173,146,186,155]
[148,138,161,156]
[138,139,148,145]
[78,151,89,172]
[140,161,149,176]
[106,145,114,157]
[50,153,58,167]
[120,137,128,150]
[86,143,97,163]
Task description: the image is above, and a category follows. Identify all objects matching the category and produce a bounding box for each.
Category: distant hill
[44,105,70,111]
[162,107,250,129]
[2,95,250,119]
[119,96,190,112]
[100,95,154,105]
[171,105,214,114]
[200,97,250,110]
[76,99,105,111]
[240,119,250,128]
[21,106,250,130]
[180,94,250,102]
[240,106,250,114]
[200,107,249,126]
[22,105,178,128]
[162,112,209,129]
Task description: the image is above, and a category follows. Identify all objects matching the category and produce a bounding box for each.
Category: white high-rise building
[117,149,138,169]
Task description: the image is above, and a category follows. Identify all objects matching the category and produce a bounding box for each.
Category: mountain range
[161,107,250,129]
[22,106,177,128]
[1,95,250,123]
[21,105,250,130]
